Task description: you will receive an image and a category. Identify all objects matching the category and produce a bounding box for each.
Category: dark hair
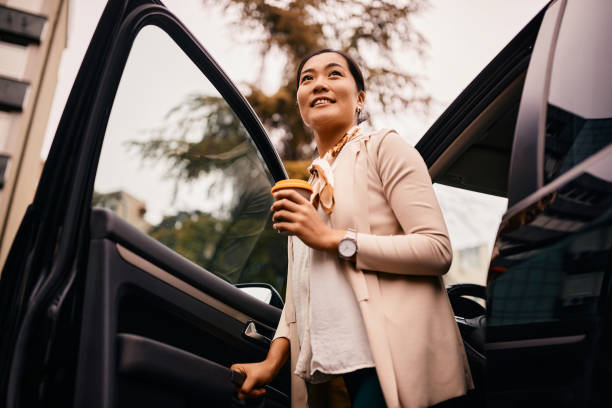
[296,48,365,93]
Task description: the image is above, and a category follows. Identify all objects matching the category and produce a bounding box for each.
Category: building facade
[93,190,151,234]
[0,0,68,270]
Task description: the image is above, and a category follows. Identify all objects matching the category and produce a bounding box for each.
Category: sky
[41,0,549,252]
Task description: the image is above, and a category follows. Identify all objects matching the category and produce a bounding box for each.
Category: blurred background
[0,0,548,286]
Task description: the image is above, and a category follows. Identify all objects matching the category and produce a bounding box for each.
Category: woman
[231,49,473,408]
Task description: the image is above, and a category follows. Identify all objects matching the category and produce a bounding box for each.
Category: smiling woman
[231,49,473,408]
[296,49,366,146]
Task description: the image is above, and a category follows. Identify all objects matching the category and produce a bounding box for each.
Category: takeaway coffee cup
[270,179,313,235]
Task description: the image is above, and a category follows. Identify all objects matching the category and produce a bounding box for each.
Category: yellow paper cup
[271,179,313,235]
[271,179,313,200]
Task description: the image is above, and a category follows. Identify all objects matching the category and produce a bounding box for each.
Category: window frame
[506,0,565,208]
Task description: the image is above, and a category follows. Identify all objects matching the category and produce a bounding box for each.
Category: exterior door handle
[244,321,271,345]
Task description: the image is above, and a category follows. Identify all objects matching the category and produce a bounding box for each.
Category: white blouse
[274,137,375,383]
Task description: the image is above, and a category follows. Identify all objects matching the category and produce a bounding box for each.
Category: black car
[418,0,612,406]
[0,0,610,407]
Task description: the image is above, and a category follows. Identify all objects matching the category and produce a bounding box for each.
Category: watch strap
[345,228,356,241]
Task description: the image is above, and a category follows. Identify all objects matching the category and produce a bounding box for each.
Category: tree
[207,0,431,165]
[149,209,287,291]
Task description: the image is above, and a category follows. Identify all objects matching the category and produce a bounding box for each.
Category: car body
[0,0,610,407]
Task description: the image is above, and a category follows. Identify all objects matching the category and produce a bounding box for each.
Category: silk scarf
[308,125,361,214]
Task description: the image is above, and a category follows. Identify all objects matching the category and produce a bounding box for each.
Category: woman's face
[297,52,364,133]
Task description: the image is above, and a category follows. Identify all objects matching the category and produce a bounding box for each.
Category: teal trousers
[343,368,386,408]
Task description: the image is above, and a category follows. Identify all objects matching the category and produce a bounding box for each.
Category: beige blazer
[275,129,473,408]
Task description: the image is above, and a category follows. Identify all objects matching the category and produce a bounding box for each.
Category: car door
[416,0,611,406]
[0,0,290,407]
[486,0,612,406]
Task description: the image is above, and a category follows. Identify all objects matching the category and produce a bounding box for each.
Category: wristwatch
[338,229,357,260]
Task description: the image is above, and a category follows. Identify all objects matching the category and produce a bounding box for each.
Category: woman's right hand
[230,360,277,400]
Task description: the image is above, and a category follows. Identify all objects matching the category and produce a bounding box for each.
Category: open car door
[416,1,611,406]
[0,0,290,406]
[486,1,612,406]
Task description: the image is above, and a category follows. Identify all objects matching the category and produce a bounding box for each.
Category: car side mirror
[235,283,284,309]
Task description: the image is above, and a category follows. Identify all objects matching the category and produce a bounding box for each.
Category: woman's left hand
[271,189,345,252]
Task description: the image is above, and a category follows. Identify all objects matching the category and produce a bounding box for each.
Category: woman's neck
[314,123,355,158]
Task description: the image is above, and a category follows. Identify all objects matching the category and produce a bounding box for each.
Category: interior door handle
[244,321,271,345]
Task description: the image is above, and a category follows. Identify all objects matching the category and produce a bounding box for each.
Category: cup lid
[270,179,313,193]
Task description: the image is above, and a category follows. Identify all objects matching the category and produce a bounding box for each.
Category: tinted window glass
[93,25,287,293]
[489,212,612,327]
[544,104,612,183]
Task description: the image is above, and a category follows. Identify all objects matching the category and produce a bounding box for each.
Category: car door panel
[76,211,289,407]
[89,209,283,328]
[115,333,288,407]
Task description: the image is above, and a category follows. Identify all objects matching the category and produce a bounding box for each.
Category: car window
[92,25,287,294]
[434,184,508,286]
[488,216,612,327]
[543,104,612,184]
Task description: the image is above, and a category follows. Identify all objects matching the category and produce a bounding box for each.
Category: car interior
[429,73,526,197]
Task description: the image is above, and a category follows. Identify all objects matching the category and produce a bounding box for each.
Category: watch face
[339,239,357,258]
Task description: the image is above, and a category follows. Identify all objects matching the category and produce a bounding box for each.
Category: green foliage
[149,209,287,296]
[149,210,226,267]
